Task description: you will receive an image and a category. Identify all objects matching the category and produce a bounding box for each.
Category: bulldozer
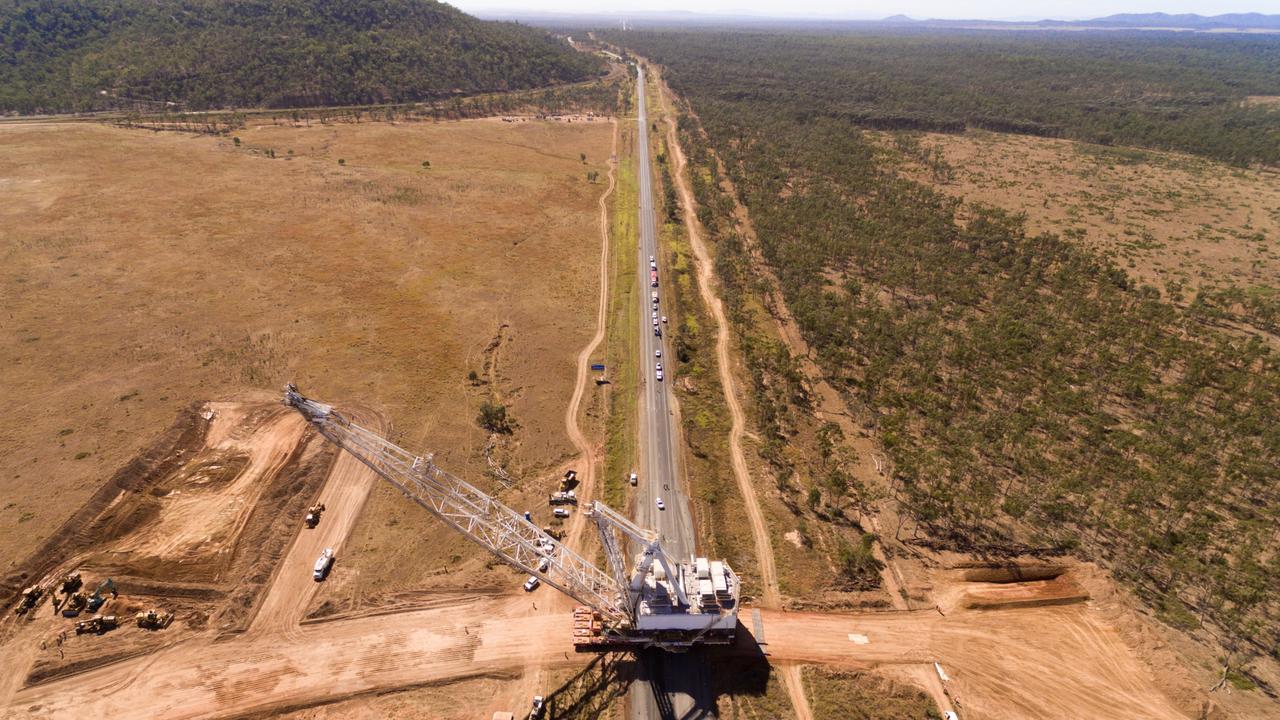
[60,592,88,617]
[61,571,82,594]
[135,608,174,630]
[304,503,326,528]
[75,615,119,635]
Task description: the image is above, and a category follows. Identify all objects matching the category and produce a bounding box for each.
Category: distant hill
[887,11,1280,31]
[1084,12,1280,29]
[0,0,604,114]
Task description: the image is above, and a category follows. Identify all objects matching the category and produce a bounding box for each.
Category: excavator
[86,578,117,612]
[135,608,174,630]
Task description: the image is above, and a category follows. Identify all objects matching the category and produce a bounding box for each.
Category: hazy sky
[451,0,1280,21]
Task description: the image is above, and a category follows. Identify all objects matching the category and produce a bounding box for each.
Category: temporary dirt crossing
[14,598,578,719]
[759,606,1188,720]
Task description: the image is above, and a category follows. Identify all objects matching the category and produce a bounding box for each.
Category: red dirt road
[14,597,576,719]
[761,606,1188,720]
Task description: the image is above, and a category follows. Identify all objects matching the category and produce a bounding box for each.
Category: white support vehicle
[524,576,541,592]
[313,548,334,581]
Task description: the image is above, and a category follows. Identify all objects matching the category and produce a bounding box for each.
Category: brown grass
[0,117,613,593]
[882,130,1280,297]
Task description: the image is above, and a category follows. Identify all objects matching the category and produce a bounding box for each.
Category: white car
[524,576,541,592]
[538,556,550,572]
[652,309,658,319]
[655,349,662,358]
[656,369,663,382]
[553,507,571,518]
[656,498,665,511]
[653,317,659,326]
[629,472,638,486]
[649,255,654,263]
[532,695,546,718]
[661,316,668,324]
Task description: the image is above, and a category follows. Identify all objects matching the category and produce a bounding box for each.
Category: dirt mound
[935,561,1089,614]
[955,561,1068,584]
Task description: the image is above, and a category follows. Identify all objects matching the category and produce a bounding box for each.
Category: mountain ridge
[0,0,604,114]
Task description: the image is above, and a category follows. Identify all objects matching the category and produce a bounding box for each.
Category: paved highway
[629,63,717,720]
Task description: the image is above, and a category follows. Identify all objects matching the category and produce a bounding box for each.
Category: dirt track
[248,412,384,636]
[651,64,813,720]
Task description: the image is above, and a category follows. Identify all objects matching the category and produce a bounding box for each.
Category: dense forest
[615,30,1280,667]
[621,30,1280,166]
[0,0,604,113]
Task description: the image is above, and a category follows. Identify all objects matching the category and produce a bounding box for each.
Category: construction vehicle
[135,608,174,630]
[313,548,335,581]
[75,614,119,635]
[61,571,83,594]
[561,470,578,491]
[549,490,578,506]
[15,585,44,615]
[61,592,88,617]
[86,578,117,612]
[304,502,326,528]
[285,385,739,650]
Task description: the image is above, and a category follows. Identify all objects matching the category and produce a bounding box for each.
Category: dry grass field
[884,130,1280,297]
[0,116,614,592]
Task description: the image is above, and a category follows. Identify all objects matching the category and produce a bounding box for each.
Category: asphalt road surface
[629,63,718,720]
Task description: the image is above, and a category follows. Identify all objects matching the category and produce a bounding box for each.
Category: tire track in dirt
[247,410,385,640]
[648,63,813,720]
[563,116,619,554]
[505,117,619,711]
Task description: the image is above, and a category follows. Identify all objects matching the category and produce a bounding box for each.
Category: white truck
[313,548,334,581]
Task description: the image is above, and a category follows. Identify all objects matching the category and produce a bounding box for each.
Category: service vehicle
[662,316,668,324]
[313,548,334,581]
[655,349,662,358]
[656,498,665,511]
[524,576,541,592]
[553,508,571,519]
[531,695,546,719]
[629,472,638,486]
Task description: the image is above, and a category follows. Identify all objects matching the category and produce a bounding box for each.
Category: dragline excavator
[284,384,739,650]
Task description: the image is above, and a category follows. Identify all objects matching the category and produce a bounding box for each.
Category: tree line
[0,0,604,113]
[615,29,1280,669]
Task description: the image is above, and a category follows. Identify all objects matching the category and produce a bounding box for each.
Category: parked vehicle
[629,472,638,486]
[553,508,571,519]
[524,576,541,592]
[656,498,665,511]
